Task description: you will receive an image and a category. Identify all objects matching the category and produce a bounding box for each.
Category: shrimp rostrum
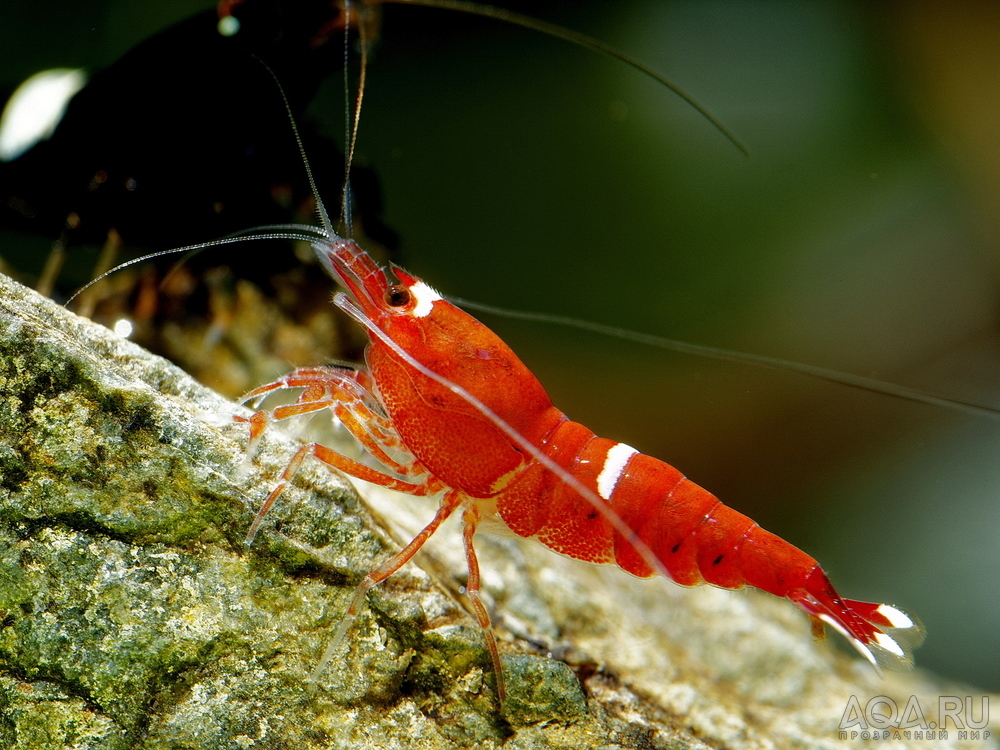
[238,227,925,700]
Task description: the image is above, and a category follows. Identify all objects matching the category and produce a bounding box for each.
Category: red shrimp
[216,9,924,702]
[60,0,929,703]
[237,224,925,701]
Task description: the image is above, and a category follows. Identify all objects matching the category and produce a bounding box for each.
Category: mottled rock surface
[0,271,995,749]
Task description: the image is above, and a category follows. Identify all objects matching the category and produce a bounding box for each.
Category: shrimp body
[241,232,923,696]
[496,422,915,669]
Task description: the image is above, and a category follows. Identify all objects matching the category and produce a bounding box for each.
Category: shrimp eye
[385,284,411,308]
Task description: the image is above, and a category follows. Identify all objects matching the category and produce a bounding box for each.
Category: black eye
[385,285,411,308]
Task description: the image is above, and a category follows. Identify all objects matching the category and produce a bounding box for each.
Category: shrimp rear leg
[310,490,465,683]
[461,506,506,704]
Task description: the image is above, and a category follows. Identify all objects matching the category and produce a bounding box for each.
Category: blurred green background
[2,0,998,690]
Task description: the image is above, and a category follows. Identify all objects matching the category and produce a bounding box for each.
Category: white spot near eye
[409,280,442,318]
[596,443,637,500]
[876,604,913,629]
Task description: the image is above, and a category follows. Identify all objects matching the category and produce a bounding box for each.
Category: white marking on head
[596,443,638,500]
[409,281,443,318]
[876,604,913,629]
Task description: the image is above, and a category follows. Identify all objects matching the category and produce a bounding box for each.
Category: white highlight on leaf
[876,604,913,629]
[596,443,638,500]
[410,281,443,318]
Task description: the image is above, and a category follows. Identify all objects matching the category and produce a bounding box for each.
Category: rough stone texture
[0,271,996,749]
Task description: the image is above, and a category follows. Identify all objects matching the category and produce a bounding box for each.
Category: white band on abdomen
[596,443,638,500]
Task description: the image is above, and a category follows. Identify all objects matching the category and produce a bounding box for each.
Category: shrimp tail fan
[795,591,926,671]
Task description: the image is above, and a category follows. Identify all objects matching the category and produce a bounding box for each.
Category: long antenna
[340,1,373,236]
[452,298,1000,421]
[341,0,353,235]
[375,0,748,156]
[252,57,336,237]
